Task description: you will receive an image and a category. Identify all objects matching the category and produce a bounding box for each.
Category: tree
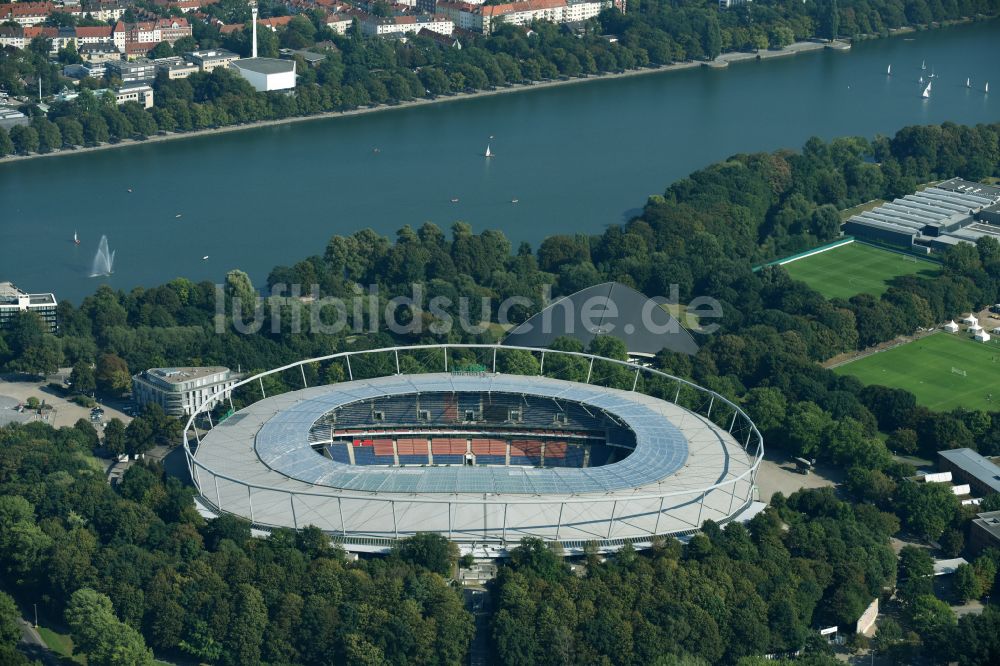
[906,594,955,636]
[392,532,458,576]
[0,591,20,649]
[70,360,97,395]
[895,481,960,541]
[8,124,39,155]
[939,528,964,558]
[225,584,267,666]
[954,563,982,603]
[0,127,12,157]
[4,312,61,376]
[125,416,156,456]
[821,0,840,41]
[104,418,127,457]
[95,353,131,395]
[898,545,934,601]
[66,588,154,666]
[149,41,173,59]
[56,116,84,147]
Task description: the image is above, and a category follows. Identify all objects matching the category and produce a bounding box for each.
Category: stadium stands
[326,442,351,464]
[311,391,637,469]
[510,439,543,466]
[372,438,395,465]
[471,438,507,465]
[396,437,429,465]
[432,437,467,464]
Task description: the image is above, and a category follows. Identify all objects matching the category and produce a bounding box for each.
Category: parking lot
[0,370,132,430]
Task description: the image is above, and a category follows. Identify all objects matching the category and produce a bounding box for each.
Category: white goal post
[951,367,967,377]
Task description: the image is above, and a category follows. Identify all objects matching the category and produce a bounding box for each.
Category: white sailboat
[967,77,971,88]
[73,231,80,245]
[887,64,891,75]
[986,82,990,94]
[484,144,493,158]
[921,59,926,70]
[919,76,923,84]
[922,82,931,99]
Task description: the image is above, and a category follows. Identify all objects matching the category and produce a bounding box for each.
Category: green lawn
[783,242,939,300]
[36,626,82,664]
[834,332,1000,411]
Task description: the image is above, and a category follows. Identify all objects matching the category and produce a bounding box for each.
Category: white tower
[250,2,258,59]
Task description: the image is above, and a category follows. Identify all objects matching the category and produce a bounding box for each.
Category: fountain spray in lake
[90,235,115,277]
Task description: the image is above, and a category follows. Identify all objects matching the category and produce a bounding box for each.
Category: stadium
[183,345,763,555]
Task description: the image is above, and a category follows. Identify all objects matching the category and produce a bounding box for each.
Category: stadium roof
[247,374,690,495]
[501,282,698,357]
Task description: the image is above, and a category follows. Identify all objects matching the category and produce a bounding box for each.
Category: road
[464,588,490,666]
[16,618,59,666]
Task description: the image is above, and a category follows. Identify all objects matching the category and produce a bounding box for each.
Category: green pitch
[783,243,939,300]
[834,333,1000,412]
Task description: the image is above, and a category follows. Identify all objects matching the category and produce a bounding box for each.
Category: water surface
[1,21,997,303]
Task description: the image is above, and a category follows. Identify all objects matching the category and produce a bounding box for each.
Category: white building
[962,314,979,326]
[230,57,296,91]
[0,281,58,332]
[186,49,240,72]
[132,367,241,416]
[325,13,353,34]
[230,4,296,91]
[359,14,454,37]
[975,330,991,343]
[438,0,608,36]
[116,84,154,109]
[944,320,959,333]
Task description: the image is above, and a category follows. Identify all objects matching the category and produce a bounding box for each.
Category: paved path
[16,618,59,666]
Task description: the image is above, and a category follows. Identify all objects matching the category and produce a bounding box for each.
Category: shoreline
[0,40,848,165]
[0,14,986,165]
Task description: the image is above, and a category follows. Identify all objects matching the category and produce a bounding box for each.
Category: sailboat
[73,231,80,245]
[921,60,926,70]
[919,76,924,84]
[887,64,891,75]
[986,82,990,94]
[484,144,493,158]
[922,82,931,99]
[967,78,971,88]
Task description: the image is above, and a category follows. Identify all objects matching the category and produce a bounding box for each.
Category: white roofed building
[230,3,296,91]
[133,366,242,416]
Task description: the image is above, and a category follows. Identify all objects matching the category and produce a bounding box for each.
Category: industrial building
[937,448,1000,497]
[842,178,1000,252]
[0,281,57,332]
[132,366,241,416]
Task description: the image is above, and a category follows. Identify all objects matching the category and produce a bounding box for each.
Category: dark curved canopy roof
[502,282,698,356]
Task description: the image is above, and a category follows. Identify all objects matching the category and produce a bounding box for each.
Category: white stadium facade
[184,345,763,555]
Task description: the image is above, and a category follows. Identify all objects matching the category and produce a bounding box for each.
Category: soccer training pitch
[783,242,939,300]
[834,332,1000,412]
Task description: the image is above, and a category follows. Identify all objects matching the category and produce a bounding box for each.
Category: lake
[1,20,998,303]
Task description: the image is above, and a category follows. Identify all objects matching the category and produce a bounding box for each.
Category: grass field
[835,332,1000,411]
[783,242,939,300]
[36,626,82,664]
